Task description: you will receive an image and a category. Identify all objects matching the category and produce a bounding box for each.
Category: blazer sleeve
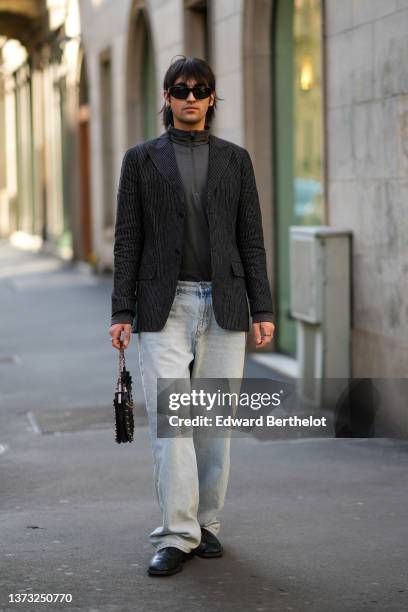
[111,148,144,318]
[110,309,134,326]
[236,149,274,316]
[251,311,275,324]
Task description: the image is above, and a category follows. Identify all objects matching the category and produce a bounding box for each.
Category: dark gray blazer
[111,130,274,333]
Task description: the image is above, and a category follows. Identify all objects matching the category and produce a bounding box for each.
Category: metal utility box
[289,226,352,407]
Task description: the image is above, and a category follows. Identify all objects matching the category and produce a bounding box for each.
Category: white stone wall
[79,0,135,268]
[325,1,408,434]
[325,0,408,380]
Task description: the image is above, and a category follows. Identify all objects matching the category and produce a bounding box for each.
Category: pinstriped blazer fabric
[111,130,274,333]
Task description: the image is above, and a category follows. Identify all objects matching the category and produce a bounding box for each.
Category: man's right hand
[109,323,132,350]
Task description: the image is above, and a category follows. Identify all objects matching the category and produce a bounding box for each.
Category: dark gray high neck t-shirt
[167,124,212,281]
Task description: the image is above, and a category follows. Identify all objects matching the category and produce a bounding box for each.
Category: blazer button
[175,248,181,255]
[179,211,185,218]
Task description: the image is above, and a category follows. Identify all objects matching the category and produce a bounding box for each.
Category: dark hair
[159,55,223,129]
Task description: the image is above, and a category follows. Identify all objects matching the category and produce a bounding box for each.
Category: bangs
[159,55,222,129]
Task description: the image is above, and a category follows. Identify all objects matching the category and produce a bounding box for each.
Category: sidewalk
[1,240,407,612]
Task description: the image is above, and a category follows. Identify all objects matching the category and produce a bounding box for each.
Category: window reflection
[293,0,323,226]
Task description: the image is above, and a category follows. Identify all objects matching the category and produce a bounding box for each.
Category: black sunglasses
[167,84,212,100]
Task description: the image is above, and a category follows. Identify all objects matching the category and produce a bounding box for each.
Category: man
[109,56,275,576]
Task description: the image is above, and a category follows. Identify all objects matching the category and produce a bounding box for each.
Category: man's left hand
[252,322,275,348]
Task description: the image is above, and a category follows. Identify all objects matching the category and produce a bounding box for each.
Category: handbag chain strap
[116,348,126,393]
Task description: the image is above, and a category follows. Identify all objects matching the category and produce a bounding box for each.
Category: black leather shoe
[193,528,223,558]
[147,546,194,576]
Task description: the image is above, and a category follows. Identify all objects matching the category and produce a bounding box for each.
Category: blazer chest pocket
[231,261,245,277]
[138,263,156,279]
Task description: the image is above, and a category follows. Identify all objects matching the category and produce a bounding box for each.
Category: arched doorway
[126,4,157,145]
[77,50,93,262]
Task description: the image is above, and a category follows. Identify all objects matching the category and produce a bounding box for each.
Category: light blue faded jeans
[136,280,247,553]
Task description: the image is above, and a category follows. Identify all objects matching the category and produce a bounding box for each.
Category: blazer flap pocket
[231,261,245,277]
[138,263,156,279]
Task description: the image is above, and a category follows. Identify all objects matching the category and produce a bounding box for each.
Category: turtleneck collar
[168,124,210,146]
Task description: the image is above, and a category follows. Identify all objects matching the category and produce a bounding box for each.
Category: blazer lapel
[145,130,232,212]
[207,134,232,212]
[145,132,185,203]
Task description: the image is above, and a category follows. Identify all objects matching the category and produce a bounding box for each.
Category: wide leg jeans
[136,280,247,553]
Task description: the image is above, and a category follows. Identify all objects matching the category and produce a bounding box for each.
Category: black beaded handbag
[113,347,135,443]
